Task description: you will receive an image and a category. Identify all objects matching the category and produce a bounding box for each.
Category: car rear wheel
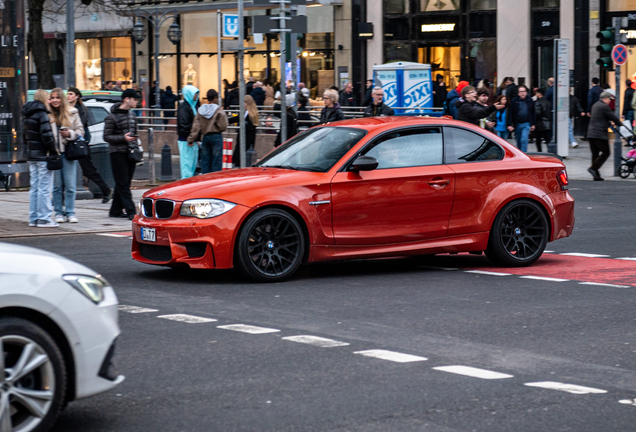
[235,209,305,282]
[486,199,548,267]
[0,317,66,432]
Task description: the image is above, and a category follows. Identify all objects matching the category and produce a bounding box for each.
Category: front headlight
[63,274,109,304]
[180,199,236,219]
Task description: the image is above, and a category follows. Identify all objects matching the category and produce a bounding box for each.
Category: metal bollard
[246,145,257,167]
[160,142,175,181]
[148,128,157,186]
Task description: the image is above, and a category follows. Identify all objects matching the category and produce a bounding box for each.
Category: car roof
[321,116,487,132]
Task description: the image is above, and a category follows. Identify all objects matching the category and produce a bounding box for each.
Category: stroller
[614,125,636,179]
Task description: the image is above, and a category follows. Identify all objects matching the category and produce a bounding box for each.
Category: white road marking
[465,270,511,276]
[118,305,159,313]
[543,250,555,253]
[97,233,131,238]
[217,324,280,334]
[282,335,350,347]
[353,349,428,363]
[524,381,607,394]
[579,281,631,289]
[519,276,569,282]
[433,365,513,380]
[157,314,217,323]
[617,257,636,261]
[560,253,610,258]
[619,399,636,406]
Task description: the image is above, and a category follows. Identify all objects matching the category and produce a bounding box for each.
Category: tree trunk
[27,0,55,89]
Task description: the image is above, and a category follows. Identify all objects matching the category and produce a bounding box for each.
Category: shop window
[470,0,496,10]
[468,40,497,84]
[531,0,559,8]
[76,39,101,91]
[418,46,461,88]
[385,17,411,40]
[385,0,410,14]
[421,0,460,12]
[385,43,413,63]
[607,0,636,11]
[102,37,132,90]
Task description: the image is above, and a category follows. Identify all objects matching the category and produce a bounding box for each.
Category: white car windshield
[256,127,367,172]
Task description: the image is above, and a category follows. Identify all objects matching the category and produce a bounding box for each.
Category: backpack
[444,95,458,116]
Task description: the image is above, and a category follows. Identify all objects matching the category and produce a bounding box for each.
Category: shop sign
[223,14,239,38]
[532,11,560,36]
[421,23,455,32]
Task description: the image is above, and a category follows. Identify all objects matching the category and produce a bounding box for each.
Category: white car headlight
[180,199,236,219]
[63,274,109,304]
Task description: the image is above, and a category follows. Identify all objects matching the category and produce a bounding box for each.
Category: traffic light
[596,27,615,70]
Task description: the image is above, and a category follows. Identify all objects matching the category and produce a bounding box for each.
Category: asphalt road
[5,180,636,432]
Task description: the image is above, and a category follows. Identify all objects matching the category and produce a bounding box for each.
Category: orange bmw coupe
[132,117,574,282]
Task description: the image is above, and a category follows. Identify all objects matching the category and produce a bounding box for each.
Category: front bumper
[132,205,251,269]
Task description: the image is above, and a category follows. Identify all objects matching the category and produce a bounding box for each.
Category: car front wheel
[486,199,549,267]
[235,209,305,282]
[0,317,67,432]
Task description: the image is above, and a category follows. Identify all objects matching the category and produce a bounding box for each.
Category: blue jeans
[178,140,199,179]
[569,118,575,144]
[496,130,509,140]
[515,122,531,152]
[200,133,223,174]
[29,161,54,224]
[53,153,77,217]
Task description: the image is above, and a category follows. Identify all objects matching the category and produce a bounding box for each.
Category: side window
[88,107,109,126]
[444,127,504,163]
[362,128,443,169]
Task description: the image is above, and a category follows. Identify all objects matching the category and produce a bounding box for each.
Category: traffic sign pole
[614,18,623,177]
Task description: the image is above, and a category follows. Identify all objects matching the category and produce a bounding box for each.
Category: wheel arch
[0,306,77,404]
[233,204,311,265]
[487,195,553,243]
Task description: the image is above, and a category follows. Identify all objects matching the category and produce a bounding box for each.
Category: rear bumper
[131,205,251,269]
[547,190,575,241]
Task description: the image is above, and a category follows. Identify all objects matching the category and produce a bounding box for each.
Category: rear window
[444,127,504,163]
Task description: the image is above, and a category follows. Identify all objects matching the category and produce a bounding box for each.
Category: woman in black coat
[23,89,58,227]
[228,95,259,167]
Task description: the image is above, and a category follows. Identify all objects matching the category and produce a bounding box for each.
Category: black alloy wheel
[486,199,549,267]
[235,209,305,282]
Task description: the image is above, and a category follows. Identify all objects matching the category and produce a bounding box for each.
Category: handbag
[65,136,89,161]
[46,150,63,170]
[127,139,143,163]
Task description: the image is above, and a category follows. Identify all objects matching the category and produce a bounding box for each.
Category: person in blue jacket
[176,85,200,179]
[506,85,535,152]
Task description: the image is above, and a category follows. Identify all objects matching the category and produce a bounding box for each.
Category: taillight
[556,169,569,190]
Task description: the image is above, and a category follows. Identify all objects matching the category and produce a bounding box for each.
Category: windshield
[256,127,367,172]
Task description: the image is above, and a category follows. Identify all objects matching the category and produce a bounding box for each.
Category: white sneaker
[68,215,78,223]
[37,221,59,228]
[28,221,37,227]
[55,214,67,223]
[571,141,579,148]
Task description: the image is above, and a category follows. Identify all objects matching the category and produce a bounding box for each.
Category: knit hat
[301,88,310,98]
[456,81,470,93]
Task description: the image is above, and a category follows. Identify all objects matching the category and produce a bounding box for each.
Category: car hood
[0,243,99,277]
[143,168,329,205]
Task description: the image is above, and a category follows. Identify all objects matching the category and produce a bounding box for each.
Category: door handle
[427,179,450,186]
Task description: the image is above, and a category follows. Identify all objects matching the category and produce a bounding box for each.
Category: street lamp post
[132,9,182,114]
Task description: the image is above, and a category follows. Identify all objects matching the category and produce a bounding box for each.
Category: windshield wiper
[264,165,300,171]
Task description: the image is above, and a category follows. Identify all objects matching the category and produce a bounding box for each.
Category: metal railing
[134,105,445,132]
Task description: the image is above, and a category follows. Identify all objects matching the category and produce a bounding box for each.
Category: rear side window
[444,127,504,163]
[362,128,443,169]
[88,107,109,126]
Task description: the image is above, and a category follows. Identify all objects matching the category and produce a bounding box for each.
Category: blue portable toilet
[372,62,434,115]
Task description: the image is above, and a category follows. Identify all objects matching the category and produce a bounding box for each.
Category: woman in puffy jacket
[319,89,345,124]
[23,89,58,228]
[49,87,85,224]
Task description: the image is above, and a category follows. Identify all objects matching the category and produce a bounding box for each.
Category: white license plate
[140,227,156,242]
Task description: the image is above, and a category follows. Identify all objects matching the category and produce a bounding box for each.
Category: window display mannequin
[93,59,101,77]
[183,64,197,87]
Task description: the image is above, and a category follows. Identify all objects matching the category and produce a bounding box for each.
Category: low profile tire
[0,317,67,432]
[619,164,631,179]
[235,209,305,282]
[485,199,549,267]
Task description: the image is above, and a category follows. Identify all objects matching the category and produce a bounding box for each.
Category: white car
[84,100,114,147]
[0,243,124,432]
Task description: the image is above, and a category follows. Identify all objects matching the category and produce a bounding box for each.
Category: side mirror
[351,155,379,171]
